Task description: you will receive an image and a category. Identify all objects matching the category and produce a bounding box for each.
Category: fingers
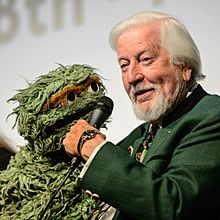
[63,119,106,160]
[63,119,89,157]
[63,130,79,157]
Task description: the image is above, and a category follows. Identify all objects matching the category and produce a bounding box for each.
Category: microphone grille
[95,96,114,115]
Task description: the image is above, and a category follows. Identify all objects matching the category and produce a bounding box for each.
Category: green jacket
[80,85,220,220]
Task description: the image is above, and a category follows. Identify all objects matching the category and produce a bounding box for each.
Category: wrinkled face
[117,24,191,122]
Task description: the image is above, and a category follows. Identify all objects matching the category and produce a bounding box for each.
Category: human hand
[63,119,106,161]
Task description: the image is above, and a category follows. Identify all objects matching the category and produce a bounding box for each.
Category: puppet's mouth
[43,107,93,135]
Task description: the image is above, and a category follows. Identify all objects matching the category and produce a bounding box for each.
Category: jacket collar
[162,84,207,127]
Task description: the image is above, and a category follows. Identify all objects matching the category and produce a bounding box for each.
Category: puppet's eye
[88,82,100,93]
[67,92,77,102]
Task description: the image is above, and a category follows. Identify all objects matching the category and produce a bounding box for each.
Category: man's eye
[120,64,127,68]
[88,82,100,93]
[120,63,128,72]
[142,57,152,63]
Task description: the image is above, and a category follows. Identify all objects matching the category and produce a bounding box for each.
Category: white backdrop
[0,0,219,150]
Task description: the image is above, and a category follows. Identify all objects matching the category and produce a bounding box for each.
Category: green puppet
[0,64,108,220]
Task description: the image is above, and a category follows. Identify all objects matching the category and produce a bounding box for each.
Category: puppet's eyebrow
[40,76,101,112]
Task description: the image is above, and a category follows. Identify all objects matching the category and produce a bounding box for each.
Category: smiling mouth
[134,88,155,97]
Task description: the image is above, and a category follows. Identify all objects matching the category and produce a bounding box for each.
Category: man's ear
[182,67,192,82]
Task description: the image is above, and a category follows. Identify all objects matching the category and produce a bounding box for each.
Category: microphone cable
[38,157,82,220]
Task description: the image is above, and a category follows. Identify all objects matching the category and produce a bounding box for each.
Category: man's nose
[127,63,144,85]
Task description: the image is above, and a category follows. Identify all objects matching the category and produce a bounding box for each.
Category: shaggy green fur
[0,64,107,219]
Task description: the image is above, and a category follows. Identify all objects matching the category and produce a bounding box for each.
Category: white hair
[109,11,205,82]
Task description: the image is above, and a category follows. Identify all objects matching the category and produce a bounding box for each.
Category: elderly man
[64,11,220,220]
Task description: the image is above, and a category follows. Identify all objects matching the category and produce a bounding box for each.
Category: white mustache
[130,83,156,98]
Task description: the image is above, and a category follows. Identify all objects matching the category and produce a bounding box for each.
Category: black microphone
[89,96,114,129]
[71,96,113,163]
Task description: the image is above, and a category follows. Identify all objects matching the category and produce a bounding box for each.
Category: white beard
[130,81,181,123]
